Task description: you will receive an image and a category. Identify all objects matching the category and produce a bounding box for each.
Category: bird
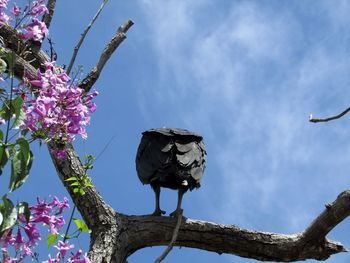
[136,128,206,217]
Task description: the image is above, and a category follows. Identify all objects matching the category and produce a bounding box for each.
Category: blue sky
[2,0,350,262]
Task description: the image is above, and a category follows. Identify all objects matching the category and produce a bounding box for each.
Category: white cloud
[137,0,350,236]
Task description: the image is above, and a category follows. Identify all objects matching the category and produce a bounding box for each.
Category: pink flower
[0,11,11,24]
[4,257,18,263]
[10,4,20,15]
[51,148,67,160]
[67,249,91,263]
[14,229,25,250]
[29,1,48,16]
[0,229,15,248]
[48,216,65,234]
[49,196,70,215]
[24,223,41,246]
[22,62,98,141]
[30,197,52,217]
[43,255,60,263]
[54,240,74,258]
[23,18,48,42]
[0,0,8,9]
[22,245,34,257]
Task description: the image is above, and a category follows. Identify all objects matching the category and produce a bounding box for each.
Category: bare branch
[123,191,350,261]
[79,19,134,92]
[302,190,350,242]
[154,209,183,263]
[0,24,50,77]
[42,0,57,30]
[309,106,350,123]
[66,0,109,75]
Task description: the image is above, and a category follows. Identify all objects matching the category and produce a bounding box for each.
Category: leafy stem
[62,154,95,242]
[4,52,15,145]
[63,203,76,242]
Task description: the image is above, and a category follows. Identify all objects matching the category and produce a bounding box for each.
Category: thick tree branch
[309,106,350,123]
[79,19,134,92]
[42,0,57,30]
[0,25,120,261]
[0,24,50,74]
[47,141,120,262]
[123,189,350,262]
[302,190,350,242]
[66,0,109,75]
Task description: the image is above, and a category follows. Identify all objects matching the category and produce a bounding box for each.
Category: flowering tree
[0,0,350,262]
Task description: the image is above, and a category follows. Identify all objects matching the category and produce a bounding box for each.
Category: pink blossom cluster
[22,61,98,141]
[0,0,49,42]
[0,197,90,262]
[45,245,90,263]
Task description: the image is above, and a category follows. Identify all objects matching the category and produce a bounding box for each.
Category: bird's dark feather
[136,128,206,190]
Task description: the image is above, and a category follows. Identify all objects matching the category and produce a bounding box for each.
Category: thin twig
[79,19,134,92]
[309,106,350,123]
[154,209,183,263]
[94,133,117,163]
[42,0,57,30]
[63,204,76,242]
[66,0,109,75]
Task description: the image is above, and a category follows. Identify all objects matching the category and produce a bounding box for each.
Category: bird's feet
[151,208,166,216]
[170,208,183,218]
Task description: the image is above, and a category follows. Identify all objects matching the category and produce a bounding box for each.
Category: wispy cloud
[137,0,350,239]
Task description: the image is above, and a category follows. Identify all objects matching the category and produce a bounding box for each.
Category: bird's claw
[170,208,183,217]
[152,209,166,216]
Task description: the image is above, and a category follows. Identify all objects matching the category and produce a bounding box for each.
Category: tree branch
[66,0,109,75]
[309,106,350,123]
[79,19,134,92]
[0,25,118,260]
[124,188,350,262]
[47,141,120,262]
[42,0,57,30]
[302,190,350,243]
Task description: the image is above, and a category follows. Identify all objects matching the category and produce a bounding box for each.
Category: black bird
[136,128,207,216]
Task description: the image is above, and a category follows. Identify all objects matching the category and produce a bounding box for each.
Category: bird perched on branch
[136,128,207,216]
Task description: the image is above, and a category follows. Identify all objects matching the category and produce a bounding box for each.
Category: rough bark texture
[1,8,350,263]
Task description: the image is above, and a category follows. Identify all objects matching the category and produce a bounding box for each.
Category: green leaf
[5,52,15,77]
[0,58,7,75]
[1,99,12,120]
[73,188,79,194]
[0,195,17,234]
[32,129,46,140]
[9,149,33,192]
[17,202,30,223]
[16,138,30,165]
[65,177,78,182]
[0,145,8,176]
[84,182,94,187]
[11,96,25,129]
[79,189,85,195]
[69,182,80,186]
[21,128,29,137]
[47,233,58,247]
[6,144,16,159]
[0,129,3,141]
[0,146,9,176]
[73,218,91,233]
